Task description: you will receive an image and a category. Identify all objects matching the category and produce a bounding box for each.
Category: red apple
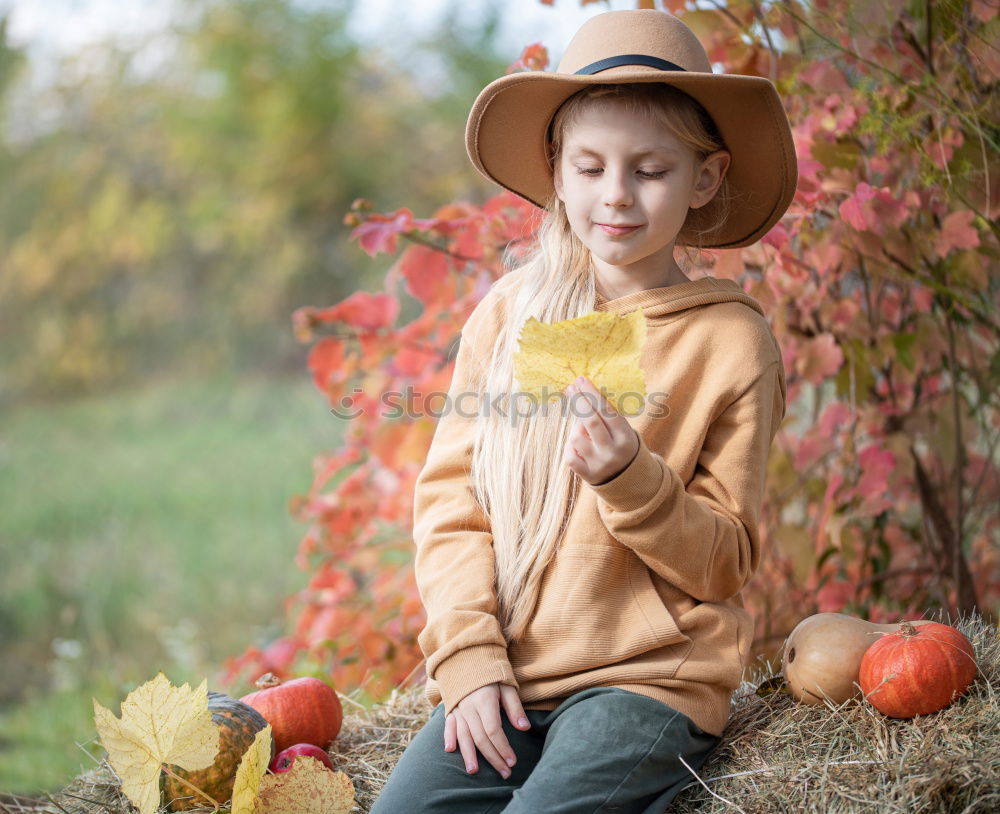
[269,743,335,774]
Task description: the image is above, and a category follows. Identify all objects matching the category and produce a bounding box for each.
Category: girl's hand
[443,682,530,780]
[563,376,640,486]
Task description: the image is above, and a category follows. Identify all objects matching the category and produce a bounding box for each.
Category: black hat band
[573,54,687,75]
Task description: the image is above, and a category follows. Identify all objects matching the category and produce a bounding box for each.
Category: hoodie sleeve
[589,358,786,603]
[411,296,519,716]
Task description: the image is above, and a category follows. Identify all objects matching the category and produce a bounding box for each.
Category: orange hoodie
[411,271,787,737]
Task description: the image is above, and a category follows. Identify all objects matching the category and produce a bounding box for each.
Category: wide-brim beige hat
[465,8,798,249]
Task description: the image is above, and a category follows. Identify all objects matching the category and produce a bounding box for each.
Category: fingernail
[466,763,475,773]
[518,717,529,728]
[506,756,516,767]
[501,769,511,779]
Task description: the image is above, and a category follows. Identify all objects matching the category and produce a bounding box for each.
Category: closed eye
[575,168,668,179]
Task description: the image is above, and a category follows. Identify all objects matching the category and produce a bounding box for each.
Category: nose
[602,167,633,209]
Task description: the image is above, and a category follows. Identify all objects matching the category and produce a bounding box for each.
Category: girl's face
[553,101,729,287]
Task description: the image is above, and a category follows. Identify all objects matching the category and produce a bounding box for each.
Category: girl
[372,8,796,814]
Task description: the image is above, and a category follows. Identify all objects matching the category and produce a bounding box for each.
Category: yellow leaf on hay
[231,724,272,814]
[257,756,355,814]
[92,672,218,814]
[513,309,648,416]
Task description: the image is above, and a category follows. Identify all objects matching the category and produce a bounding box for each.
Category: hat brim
[465,68,798,249]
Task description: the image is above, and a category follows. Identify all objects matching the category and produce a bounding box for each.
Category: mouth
[596,223,641,236]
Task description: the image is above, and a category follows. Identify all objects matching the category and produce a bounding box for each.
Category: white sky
[0,0,639,71]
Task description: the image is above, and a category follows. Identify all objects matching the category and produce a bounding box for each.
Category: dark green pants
[369,686,721,814]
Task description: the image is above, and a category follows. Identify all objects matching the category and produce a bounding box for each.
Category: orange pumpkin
[859,620,977,718]
[240,672,343,752]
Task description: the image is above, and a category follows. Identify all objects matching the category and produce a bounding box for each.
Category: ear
[689,150,731,210]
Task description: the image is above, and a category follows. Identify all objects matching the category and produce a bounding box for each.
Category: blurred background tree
[0,0,510,404]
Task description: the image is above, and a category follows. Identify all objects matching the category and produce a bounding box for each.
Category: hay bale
[1,761,136,813]
[21,610,1000,813]
[668,609,999,814]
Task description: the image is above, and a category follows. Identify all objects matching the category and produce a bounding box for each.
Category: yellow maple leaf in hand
[513,309,648,416]
[257,755,355,814]
[93,672,219,814]
[231,724,272,814]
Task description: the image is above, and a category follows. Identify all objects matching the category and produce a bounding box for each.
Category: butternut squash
[781,613,935,705]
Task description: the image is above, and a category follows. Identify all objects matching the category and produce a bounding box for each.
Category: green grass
[0,367,347,795]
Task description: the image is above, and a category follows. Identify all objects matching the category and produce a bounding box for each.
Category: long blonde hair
[469,82,735,644]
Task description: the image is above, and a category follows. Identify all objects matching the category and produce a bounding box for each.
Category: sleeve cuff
[432,644,519,716]
[588,433,665,514]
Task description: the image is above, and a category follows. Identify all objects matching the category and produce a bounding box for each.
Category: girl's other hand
[443,682,531,779]
[563,376,640,486]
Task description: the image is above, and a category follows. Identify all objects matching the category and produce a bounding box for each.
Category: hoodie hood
[594,276,764,321]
